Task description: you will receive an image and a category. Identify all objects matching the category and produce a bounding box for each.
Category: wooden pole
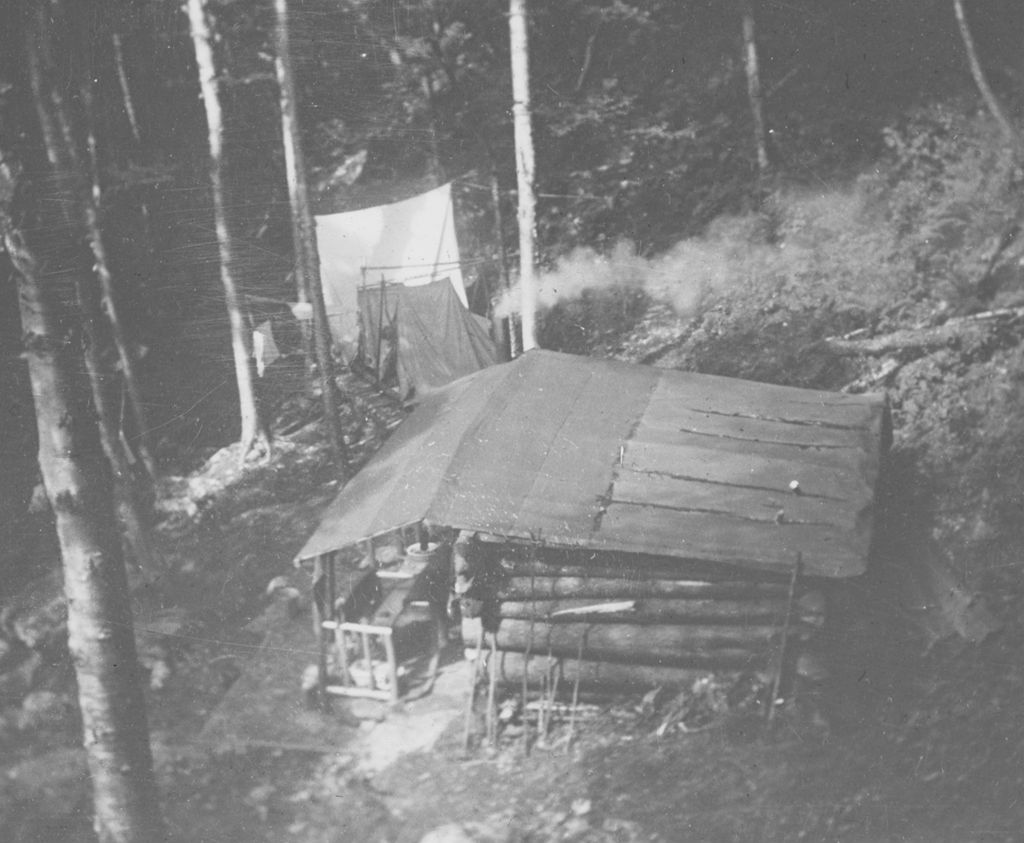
[376,276,387,383]
[509,0,538,351]
[487,633,499,745]
[463,623,485,752]
[566,629,585,748]
[767,552,802,724]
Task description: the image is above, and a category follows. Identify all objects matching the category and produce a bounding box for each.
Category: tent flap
[357,280,499,398]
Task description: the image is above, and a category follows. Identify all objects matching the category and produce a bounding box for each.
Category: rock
[570,798,592,817]
[599,817,654,842]
[419,811,513,843]
[153,475,199,523]
[149,659,173,691]
[16,690,75,733]
[560,816,591,841]
[419,825,477,843]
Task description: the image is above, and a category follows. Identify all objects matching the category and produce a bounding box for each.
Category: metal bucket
[404,541,441,573]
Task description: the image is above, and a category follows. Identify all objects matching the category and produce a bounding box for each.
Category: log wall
[457,536,824,693]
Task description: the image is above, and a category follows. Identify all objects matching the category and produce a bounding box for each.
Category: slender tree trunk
[509,0,538,352]
[77,81,158,481]
[271,0,348,461]
[25,33,62,169]
[111,32,143,146]
[186,0,267,460]
[953,0,1021,153]
[1,129,164,843]
[739,0,771,183]
[31,1,157,574]
[420,72,446,186]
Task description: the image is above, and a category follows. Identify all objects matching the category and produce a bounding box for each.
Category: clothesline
[453,172,608,202]
[360,256,491,272]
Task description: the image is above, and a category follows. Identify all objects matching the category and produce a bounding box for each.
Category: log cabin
[294,349,889,702]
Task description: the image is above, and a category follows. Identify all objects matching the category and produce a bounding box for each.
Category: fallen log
[841,358,902,394]
[826,306,1024,358]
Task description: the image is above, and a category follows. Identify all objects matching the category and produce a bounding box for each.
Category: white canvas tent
[314,183,468,355]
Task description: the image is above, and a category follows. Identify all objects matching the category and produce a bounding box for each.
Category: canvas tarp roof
[295,350,888,578]
[357,280,498,398]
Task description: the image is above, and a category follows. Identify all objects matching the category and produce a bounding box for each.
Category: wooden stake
[361,631,374,690]
[567,629,586,750]
[522,541,540,755]
[376,276,387,383]
[463,624,485,752]
[767,552,802,725]
[487,633,498,745]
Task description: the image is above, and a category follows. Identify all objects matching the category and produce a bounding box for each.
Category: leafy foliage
[865,103,1024,308]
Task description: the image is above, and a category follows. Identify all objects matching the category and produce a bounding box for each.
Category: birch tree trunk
[186,0,267,460]
[509,0,538,352]
[30,1,157,574]
[952,0,1021,153]
[271,0,347,460]
[739,0,771,184]
[1,120,164,843]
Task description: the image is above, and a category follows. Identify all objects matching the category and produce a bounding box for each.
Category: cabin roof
[295,350,888,578]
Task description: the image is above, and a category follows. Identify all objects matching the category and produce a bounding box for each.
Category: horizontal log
[497,576,790,601]
[482,650,767,692]
[474,617,787,668]
[497,597,802,626]
[498,557,787,584]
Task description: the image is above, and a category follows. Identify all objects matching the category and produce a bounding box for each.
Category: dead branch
[841,358,902,394]
[574,27,599,93]
[826,306,1024,357]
